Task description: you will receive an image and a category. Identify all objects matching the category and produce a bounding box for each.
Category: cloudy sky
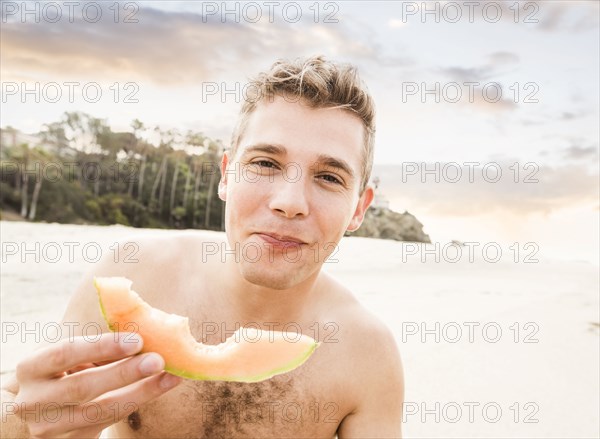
[2,1,598,262]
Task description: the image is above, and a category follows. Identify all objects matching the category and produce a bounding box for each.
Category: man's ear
[218,150,230,202]
[346,186,374,232]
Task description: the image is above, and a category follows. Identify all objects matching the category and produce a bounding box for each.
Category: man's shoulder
[111,229,225,278]
[62,230,225,329]
[123,229,227,258]
[321,274,400,360]
[342,305,399,361]
[320,276,404,413]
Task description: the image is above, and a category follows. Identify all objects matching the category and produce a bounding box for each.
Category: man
[1,56,404,438]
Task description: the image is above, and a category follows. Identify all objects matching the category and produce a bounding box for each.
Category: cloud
[2,7,237,83]
[535,1,599,32]
[471,1,599,32]
[562,145,599,161]
[437,66,495,83]
[488,51,520,66]
[437,49,519,83]
[387,18,406,29]
[432,51,524,113]
[520,108,594,127]
[371,161,599,216]
[382,1,597,31]
[1,5,394,85]
[558,109,592,121]
[560,112,577,121]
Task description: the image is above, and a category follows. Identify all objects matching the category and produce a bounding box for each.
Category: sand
[1,221,598,438]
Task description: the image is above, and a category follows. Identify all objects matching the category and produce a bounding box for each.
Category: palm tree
[150,154,167,212]
[183,131,205,220]
[16,143,30,218]
[192,162,202,227]
[181,160,192,212]
[169,156,182,225]
[27,148,52,221]
[203,139,223,229]
[149,126,170,213]
[131,119,146,199]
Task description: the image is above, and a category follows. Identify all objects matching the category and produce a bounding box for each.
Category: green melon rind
[94,277,320,383]
[95,278,116,332]
[163,340,320,383]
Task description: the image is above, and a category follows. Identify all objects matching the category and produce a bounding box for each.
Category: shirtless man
[1,56,404,438]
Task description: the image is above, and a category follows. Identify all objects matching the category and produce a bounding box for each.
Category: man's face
[219,96,373,290]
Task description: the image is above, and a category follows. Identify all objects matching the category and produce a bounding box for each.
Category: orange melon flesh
[94,277,319,382]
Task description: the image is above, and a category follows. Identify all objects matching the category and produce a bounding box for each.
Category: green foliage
[84,199,102,219]
[0,112,225,230]
[0,181,20,210]
[347,207,431,243]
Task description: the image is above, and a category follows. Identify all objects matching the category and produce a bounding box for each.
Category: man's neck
[214,258,324,324]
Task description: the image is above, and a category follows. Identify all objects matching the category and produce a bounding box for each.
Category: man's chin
[238,262,310,291]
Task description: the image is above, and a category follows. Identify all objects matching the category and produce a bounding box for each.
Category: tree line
[0,112,226,230]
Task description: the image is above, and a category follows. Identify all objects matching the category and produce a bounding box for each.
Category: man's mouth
[255,232,307,247]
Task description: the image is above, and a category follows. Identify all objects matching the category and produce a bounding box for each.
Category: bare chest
[108,313,347,437]
[108,359,343,438]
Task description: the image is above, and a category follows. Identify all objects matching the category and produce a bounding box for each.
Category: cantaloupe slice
[94,277,319,382]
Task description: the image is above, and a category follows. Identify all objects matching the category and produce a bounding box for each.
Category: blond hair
[230,55,375,194]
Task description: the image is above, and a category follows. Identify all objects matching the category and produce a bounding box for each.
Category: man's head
[229,55,376,194]
[219,56,375,290]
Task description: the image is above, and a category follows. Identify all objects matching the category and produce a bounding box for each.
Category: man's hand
[11,332,182,438]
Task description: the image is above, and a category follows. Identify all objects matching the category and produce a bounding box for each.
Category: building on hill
[346,176,431,243]
[371,176,390,210]
[0,127,39,152]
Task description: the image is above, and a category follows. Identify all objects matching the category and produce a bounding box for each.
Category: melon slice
[94,277,319,382]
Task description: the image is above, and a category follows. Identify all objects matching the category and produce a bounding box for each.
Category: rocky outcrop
[347,207,431,243]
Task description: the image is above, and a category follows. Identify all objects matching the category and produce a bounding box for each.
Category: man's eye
[254,160,277,168]
[319,174,342,185]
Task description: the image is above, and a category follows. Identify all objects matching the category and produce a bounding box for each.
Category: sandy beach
[1,220,598,438]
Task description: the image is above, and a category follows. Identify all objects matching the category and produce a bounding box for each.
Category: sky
[1,0,599,263]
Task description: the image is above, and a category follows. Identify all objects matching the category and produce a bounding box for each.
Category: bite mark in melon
[94,277,319,382]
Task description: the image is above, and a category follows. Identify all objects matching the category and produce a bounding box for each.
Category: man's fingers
[17,332,143,380]
[66,358,121,375]
[92,371,183,423]
[54,353,166,404]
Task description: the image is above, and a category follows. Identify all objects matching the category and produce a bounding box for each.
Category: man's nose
[268,178,310,218]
